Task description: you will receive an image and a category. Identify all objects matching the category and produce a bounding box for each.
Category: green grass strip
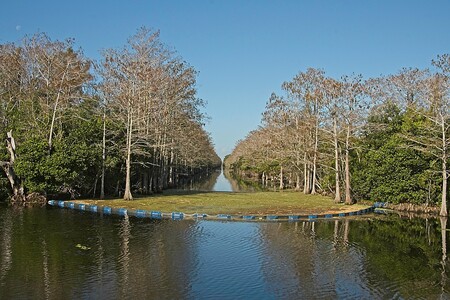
[74,190,371,216]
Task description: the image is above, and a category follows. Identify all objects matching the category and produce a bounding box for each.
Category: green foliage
[1,31,221,201]
[352,104,441,204]
[14,116,102,196]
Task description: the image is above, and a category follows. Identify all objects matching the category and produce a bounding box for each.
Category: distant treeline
[225,63,450,216]
[0,28,221,204]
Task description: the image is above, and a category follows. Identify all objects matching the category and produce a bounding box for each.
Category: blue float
[217,214,231,220]
[325,214,333,218]
[68,202,75,209]
[289,215,300,221]
[172,212,184,220]
[150,211,162,219]
[266,215,278,220]
[308,215,318,220]
[135,210,146,218]
[117,208,127,216]
[90,205,98,212]
[338,213,346,217]
[58,200,65,208]
[243,215,255,220]
[193,213,207,219]
[79,204,86,210]
[48,200,56,206]
[103,206,112,214]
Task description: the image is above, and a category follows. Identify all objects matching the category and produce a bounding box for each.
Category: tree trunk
[303,153,309,194]
[279,165,284,190]
[333,116,341,203]
[311,117,319,194]
[124,113,133,200]
[1,131,25,203]
[92,176,98,198]
[100,112,106,199]
[296,174,301,191]
[48,92,60,153]
[48,66,68,153]
[440,118,448,216]
[344,125,352,204]
[142,172,148,194]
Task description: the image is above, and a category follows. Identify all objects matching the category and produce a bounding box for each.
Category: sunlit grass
[74,190,370,215]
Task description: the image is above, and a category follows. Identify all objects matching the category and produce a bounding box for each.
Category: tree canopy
[0,29,221,203]
[226,62,449,215]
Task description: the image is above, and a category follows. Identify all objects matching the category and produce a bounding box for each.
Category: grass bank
[74,190,371,216]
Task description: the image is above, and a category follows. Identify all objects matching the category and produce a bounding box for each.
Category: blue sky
[1,0,450,158]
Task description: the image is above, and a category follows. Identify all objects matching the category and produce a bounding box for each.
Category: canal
[0,171,449,299]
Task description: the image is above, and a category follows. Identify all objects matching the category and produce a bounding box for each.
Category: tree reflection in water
[0,206,448,298]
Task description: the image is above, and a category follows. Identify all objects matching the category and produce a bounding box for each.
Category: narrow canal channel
[0,201,449,298]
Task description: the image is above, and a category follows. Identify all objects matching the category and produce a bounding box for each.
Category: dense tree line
[226,59,449,215]
[0,28,221,204]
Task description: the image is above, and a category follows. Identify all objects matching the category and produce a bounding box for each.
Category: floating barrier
[135,210,146,218]
[47,200,376,222]
[117,208,127,216]
[217,214,232,220]
[172,212,184,220]
[150,211,162,219]
[193,213,208,219]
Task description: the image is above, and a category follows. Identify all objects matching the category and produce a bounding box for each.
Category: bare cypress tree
[98,28,218,199]
[282,68,325,194]
[340,75,366,204]
[22,33,92,152]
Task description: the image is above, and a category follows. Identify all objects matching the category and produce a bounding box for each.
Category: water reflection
[212,169,233,192]
[0,206,448,298]
[178,168,266,192]
[441,217,448,297]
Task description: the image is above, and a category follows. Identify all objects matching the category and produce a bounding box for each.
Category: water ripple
[0,208,449,299]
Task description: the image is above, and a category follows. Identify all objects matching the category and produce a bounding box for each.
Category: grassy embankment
[74,190,371,216]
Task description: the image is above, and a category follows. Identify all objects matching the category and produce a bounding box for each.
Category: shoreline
[47,199,375,221]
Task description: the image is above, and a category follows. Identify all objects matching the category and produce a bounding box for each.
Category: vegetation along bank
[1,28,449,217]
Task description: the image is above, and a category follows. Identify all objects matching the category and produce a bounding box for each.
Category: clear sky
[1,0,450,158]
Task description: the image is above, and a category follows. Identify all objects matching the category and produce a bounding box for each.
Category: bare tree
[22,33,91,152]
[340,75,366,204]
[322,77,345,203]
[431,55,450,216]
[282,68,326,194]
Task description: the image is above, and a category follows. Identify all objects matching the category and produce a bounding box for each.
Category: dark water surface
[0,205,449,299]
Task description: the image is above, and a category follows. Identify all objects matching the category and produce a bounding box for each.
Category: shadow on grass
[134,189,245,198]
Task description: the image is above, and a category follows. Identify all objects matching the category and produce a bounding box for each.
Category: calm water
[1,172,449,299]
[213,169,233,192]
[0,205,449,299]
